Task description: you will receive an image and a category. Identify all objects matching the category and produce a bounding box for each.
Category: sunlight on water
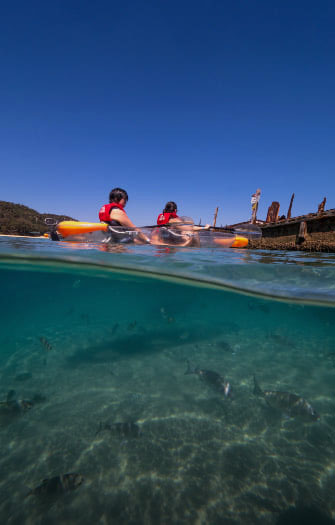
[0,237,335,524]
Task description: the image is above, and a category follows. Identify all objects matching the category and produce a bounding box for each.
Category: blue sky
[1,1,334,226]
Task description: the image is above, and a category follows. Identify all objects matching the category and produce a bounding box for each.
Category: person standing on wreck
[99,188,150,244]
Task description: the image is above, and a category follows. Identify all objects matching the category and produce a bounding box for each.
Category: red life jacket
[157,212,178,225]
[99,202,125,223]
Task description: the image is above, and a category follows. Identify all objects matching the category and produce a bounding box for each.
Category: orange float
[212,235,248,248]
[57,221,108,238]
[231,235,248,248]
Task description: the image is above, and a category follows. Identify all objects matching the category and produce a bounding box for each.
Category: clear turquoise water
[1,237,335,524]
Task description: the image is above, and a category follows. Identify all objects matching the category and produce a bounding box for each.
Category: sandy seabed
[1,321,335,525]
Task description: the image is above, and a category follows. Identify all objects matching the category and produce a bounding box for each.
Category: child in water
[99,188,150,244]
[151,201,210,246]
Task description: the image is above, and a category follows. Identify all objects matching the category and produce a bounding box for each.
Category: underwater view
[1,237,335,525]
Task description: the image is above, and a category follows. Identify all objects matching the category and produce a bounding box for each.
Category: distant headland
[0,201,75,236]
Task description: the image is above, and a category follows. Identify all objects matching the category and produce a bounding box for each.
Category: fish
[7,390,16,402]
[39,336,52,352]
[217,341,233,353]
[160,307,175,323]
[31,392,47,404]
[248,301,270,313]
[0,390,21,415]
[0,390,33,416]
[26,473,84,498]
[15,372,32,382]
[19,399,34,411]
[111,323,119,335]
[253,375,319,420]
[269,333,295,348]
[96,421,141,438]
[324,352,335,367]
[111,323,120,335]
[184,360,231,397]
[80,313,90,325]
[160,307,167,318]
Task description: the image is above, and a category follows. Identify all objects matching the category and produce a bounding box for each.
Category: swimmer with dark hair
[152,201,210,246]
[99,188,150,244]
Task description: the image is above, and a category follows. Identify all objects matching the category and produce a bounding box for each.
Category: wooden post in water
[266,202,280,223]
[287,193,295,219]
[318,197,326,215]
[213,207,219,227]
[296,220,308,244]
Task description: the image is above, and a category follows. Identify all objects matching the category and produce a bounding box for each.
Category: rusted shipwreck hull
[260,208,335,238]
[225,209,335,252]
[251,209,335,252]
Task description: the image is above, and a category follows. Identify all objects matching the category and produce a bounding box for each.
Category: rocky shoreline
[248,231,335,252]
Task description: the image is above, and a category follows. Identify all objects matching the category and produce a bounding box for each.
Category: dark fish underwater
[0,390,34,417]
[96,421,141,438]
[15,372,32,382]
[185,360,231,397]
[39,336,53,352]
[26,473,84,498]
[253,375,319,420]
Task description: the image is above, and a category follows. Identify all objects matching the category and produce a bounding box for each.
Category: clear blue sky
[1,1,334,226]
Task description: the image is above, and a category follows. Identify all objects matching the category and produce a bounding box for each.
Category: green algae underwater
[1,241,335,524]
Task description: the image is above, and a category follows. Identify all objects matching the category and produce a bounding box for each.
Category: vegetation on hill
[0,201,76,236]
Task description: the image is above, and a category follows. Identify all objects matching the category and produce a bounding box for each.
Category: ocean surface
[1,236,335,525]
